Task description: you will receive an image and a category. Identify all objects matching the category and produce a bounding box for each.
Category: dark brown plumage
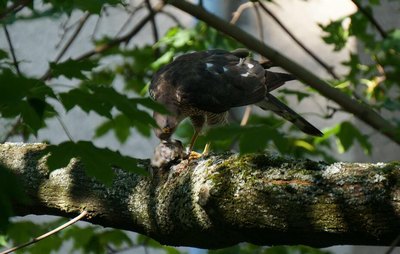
[149,49,323,149]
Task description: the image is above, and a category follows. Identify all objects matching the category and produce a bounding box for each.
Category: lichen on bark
[1,143,399,248]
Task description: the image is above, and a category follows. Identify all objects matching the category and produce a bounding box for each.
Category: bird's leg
[188,115,208,160]
[187,130,205,160]
[188,129,200,153]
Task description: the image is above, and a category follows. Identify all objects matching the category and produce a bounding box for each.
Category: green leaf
[349,11,376,47]
[60,86,157,139]
[319,19,349,51]
[63,227,95,251]
[95,115,132,143]
[43,0,122,14]
[64,227,132,253]
[96,230,132,248]
[203,123,282,154]
[6,219,66,254]
[368,0,380,5]
[382,98,400,111]
[0,70,56,135]
[44,141,147,184]
[239,126,272,154]
[59,88,113,117]
[336,121,372,154]
[72,0,121,14]
[50,59,98,80]
[133,97,170,114]
[136,234,181,254]
[0,235,7,247]
[0,49,8,59]
[151,50,174,69]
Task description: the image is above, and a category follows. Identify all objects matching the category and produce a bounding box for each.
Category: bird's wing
[177,50,267,113]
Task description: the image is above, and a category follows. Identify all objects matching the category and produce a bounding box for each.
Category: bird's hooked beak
[153,111,179,140]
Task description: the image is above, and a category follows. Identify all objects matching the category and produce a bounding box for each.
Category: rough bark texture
[1,143,400,248]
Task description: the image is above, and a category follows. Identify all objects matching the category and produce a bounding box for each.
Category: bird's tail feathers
[256,94,323,137]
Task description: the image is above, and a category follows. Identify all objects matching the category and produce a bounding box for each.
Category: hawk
[149,49,323,153]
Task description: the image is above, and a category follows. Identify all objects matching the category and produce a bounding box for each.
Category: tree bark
[1,143,399,248]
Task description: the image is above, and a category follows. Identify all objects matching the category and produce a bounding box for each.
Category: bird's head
[153,109,181,141]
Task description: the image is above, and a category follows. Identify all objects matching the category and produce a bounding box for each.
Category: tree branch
[3,25,21,75]
[256,1,339,79]
[74,2,164,62]
[166,0,400,146]
[40,12,90,80]
[351,0,387,39]
[145,0,160,57]
[1,143,400,248]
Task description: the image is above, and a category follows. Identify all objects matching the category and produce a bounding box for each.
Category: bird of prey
[149,49,323,154]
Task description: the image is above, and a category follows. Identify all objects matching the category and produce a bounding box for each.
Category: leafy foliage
[0,0,399,253]
[44,141,147,184]
[50,59,98,80]
[2,220,183,254]
[0,70,56,135]
[3,219,66,254]
[208,244,331,254]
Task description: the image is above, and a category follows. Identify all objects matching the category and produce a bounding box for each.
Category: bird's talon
[188,151,203,161]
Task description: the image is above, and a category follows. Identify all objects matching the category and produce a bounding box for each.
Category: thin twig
[0,211,88,254]
[54,12,90,63]
[56,115,74,142]
[3,25,21,75]
[253,2,264,41]
[0,117,22,143]
[230,2,253,24]
[198,0,203,9]
[0,26,28,141]
[159,10,183,27]
[351,0,387,38]
[257,0,339,79]
[116,2,146,37]
[55,15,74,48]
[91,10,104,40]
[40,12,90,81]
[40,12,89,141]
[0,0,32,21]
[75,2,164,61]
[231,3,262,128]
[145,0,160,57]
[240,106,252,126]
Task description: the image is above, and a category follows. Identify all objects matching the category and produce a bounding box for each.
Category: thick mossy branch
[1,143,400,248]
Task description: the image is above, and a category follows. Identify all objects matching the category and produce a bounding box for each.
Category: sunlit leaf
[335,121,372,154]
[319,18,349,51]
